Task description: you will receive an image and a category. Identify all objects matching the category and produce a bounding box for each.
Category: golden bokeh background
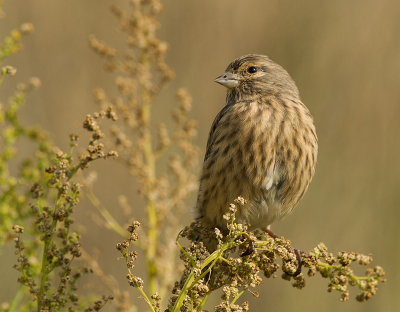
[1,0,399,311]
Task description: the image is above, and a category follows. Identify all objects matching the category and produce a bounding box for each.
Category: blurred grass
[1,0,399,311]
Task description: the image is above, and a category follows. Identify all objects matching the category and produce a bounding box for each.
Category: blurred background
[1,0,399,311]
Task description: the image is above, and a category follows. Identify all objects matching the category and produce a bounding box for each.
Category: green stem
[229,288,246,307]
[196,272,216,312]
[134,284,156,312]
[317,262,372,290]
[146,200,158,295]
[139,49,159,297]
[7,285,25,312]
[124,247,155,312]
[196,291,210,312]
[172,240,238,312]
[37,173,78,310]
[37,218,57,311]
[37,183,61,310]
[218,256,232,265]
[67,163,81,181]
[171,250,218,312]
[171,232,255,311]
[176,241,196,265]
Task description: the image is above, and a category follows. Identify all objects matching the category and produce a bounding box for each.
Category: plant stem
[172,241,238,312]
[37,167,79,310]
[146,200,158,295]
[7,285,25,312]
[140,49,159,297]
[37,185,61,311]
[37,218,57,311]
[135,285,156,312]
[85,186,127,237]
[229,289,246,307]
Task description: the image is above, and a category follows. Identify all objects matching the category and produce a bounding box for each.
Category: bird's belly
[202,172,285,230]
[244,202,280,230]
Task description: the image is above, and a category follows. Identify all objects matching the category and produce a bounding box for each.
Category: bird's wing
[203,104,231,162]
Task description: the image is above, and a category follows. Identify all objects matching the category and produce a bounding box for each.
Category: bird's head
[215,54,299,102]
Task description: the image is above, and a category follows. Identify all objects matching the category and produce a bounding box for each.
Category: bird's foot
[286,247,303,277]
[264,228,308,277]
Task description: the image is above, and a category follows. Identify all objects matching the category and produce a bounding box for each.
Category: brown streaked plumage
[193,54,317,231]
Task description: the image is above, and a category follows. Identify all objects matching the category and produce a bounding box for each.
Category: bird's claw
[285,247,303,277]
[264,228,304,276]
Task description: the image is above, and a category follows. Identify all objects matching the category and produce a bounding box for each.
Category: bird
[193,54,318,237]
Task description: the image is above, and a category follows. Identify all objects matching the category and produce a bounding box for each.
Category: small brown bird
[193,54,317,233]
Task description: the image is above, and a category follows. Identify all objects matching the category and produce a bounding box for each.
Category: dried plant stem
[81,248,124,300]
[159,243,177,301]
[88,4,200,309]
[140,50,159,297]
[84,186,127,237]
[146,199,159,296]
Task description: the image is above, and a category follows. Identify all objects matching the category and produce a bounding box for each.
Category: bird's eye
[247,66,258,73]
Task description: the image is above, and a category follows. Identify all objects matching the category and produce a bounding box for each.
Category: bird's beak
[214,72,239,89]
